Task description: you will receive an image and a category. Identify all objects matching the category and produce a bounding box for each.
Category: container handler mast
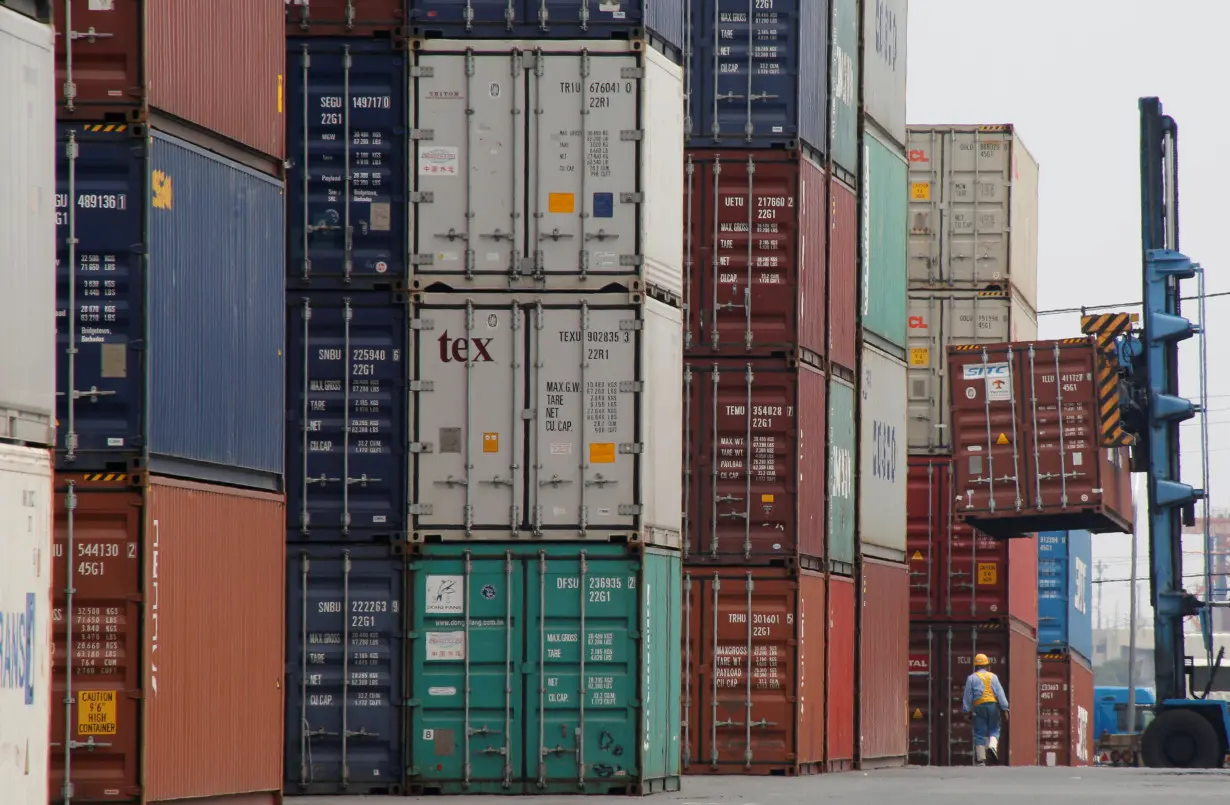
[1076,97,1229,767]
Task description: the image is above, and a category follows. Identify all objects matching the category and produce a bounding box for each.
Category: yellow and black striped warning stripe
[81,472,129,482]
[80,124,128,133]
[975,288,1008,298]
[1080,312,1136,447]
[1080,312,1134,349]
[949,344,990,352]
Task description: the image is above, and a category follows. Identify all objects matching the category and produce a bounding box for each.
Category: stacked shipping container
[904,123,1042,767]
[51,2,288,802]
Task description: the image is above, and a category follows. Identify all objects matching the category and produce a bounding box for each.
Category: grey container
[409,39,684,303]
[905,288,1038,454]
[0,7,54,446]
[409,291,682,546]
[862,0,908,147]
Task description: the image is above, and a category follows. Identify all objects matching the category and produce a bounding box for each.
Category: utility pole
[1096,560,1106,630]
[1128,479,1142,722]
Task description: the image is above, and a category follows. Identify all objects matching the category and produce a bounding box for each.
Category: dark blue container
[407,0,684,60]
[55,124,285,489]
[686,0,828,151]
[286,38,408,288]
[284,543,406,796]
[1037,529,1094,661]
[286,291,408,541]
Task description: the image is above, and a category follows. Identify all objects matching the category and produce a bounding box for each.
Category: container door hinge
[410,191,434,203]
[409,380,435,392]
[411,128,435,140]
[410,442,435,453]
[620,192,643,204]
[410,66,435,78]
[619,443,643,454]
[411,318,435,330]
[411,254,435,266]
[410,503,434,515]
[618,380,642,393]
[620,129,643,141]
[620,67,644,80]
[618,504,642,516]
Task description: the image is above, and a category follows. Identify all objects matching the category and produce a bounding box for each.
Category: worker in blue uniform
[962,653,1010,765]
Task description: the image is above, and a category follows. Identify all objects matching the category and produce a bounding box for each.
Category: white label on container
[985,374,1011,402]
[106,437,125,446]
[550,442,572,455]
[418,146,459,176]
[88,0,115,10]
[425,575,464,613]
[428,686,457,696]
[593,251,618,268]
[1072,452,1083,466]
[425,630,466,661]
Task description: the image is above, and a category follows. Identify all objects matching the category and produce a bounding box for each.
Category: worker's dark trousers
[971,702,1002,751]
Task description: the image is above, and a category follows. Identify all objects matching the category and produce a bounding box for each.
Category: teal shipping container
[828,377,857,574]
[829,0,859,180]
[408,544,682,795]
[860,127,908,355]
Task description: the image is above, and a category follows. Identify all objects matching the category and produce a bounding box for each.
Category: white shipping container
[0,443,53,805]
[0,7,55,446]
[409,39,684,301]
[906,124,1040,310]
[858,343,907,561]
[409,291,682,546]
[906,289,1038,454]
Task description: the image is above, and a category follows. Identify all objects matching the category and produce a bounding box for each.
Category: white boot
[987,736,999,764]
[975,745,987,765]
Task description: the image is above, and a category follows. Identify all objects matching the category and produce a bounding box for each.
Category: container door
[284,545,405,794]
[907,624,939,765]
[286,293,408,541]
[939,129,1012,287]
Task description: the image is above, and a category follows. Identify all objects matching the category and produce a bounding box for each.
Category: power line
[1037,290,1230,316]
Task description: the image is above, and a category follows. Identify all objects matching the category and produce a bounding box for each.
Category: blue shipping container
[286,38,408,287]
[55,124,285,488]
[286,291,408,541]
[407,0,684,59]
[1037,529,1094,661]
[687,0,827,151]
[284,544,406,796]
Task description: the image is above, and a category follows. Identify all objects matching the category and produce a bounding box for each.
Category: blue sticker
[592,192,614,218]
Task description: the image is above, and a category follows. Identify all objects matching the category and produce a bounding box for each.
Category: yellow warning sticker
[589,443,616,464]
[483,432,499,453]
[548,193,576,214]
[977,562,998,585]
[78,690,117,736]
[912,708,923,720]
[911,550,924,561]
[909,347,929,366]
[910,182,931,201]
[996,432,1009,445]
[761,494,775,503]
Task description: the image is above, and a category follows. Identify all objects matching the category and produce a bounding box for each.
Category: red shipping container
[858,559,908,768]
[827,177,858,373]
[827,574,856,771]
[948,338,1134,538]
[55,0,285,163]
[907,618,1038,766]
[286,0,406,36]
[684,357,826,567]
[907,456,1038,625]
[1038,651,1095,767]
[683,149,827,360]
[683,567,826,775]
[50,474,285,803]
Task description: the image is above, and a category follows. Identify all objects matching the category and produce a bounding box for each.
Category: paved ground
[293,766,1230,804]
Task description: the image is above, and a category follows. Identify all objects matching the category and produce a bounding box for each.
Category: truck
[1093,686,1156,766]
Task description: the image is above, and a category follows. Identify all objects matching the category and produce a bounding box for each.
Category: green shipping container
[827,377,857,574]
[829,0,859,177]
[408,544,682,795]
[860,127,908,353]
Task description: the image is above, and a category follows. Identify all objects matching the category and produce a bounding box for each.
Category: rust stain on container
[948,338,1134,537]
[826,574,856,770]
[1038,652,1094,767]
[827,177,858,373]
[55,0,285,161]
[683,567,826,775]
[285,0,405,36]
[685,358,826,567]
[858,559,908,767]
[684,149,827,359]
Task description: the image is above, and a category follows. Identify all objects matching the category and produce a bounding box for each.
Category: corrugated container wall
[685,360,826,567]
[906,125,1039,308]
[410,292,681,546]
[828,377,856,573]
[861,0,907,147]
[409,40,684,300]
[827,574,856,770]
[683,150,827,359]
[686,0,827,151]
[906,289,1038,454]
[0,9,55,446]
[858,344,907,561]
[286,38,408,287]
[1037,530,1094,660]
[410,544,682,794]
[408,0,685,56]
[285,544,405,795]
[55,0,285,162]
[828,178,859,372]
[1007,536,1039,629]
[684,568,826,775]
[1038,652,1094,767]
[858,559,908,768]
[948,339,1135,537]
[828,0,859,179]
[285,0,406,37]
[50,475,286,803]
[56,126,286,490]
[861,129,908,356]
[0,445,53,805]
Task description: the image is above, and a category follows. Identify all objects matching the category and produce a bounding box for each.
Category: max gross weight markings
[78,689,117,735]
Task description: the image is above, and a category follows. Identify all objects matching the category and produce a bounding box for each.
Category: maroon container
[827,574,856,771]
[684,149,827,360]
[828,177,858,373]
[1039,651,1095,767]
[683,567,827,775]
[907,618,1038,766]
[285,0,406,36]
[55,0,285,163]
[858,559,909,768]
[684,357,826,567]
[948,338,1134,537]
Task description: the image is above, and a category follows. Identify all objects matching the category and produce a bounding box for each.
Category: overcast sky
[906,1,1230,630]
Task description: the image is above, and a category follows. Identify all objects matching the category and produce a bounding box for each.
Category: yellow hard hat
[974,653,990,667]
